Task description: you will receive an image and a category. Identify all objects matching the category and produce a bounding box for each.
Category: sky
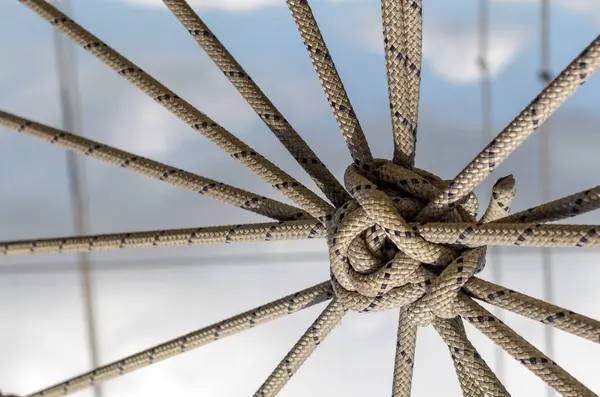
[0,0,600,396]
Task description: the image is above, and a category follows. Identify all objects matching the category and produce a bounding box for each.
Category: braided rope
[161,0,350,208]
[0,110,310,222]
[20,0,334,222]
[418,35,600,221]
[3,1,600,396]
[456,296,596,396]
[381,0,423,166]
[21,282,333,397]
[0,220,324,256]
[253,299,346,397]
[285,0,374,172]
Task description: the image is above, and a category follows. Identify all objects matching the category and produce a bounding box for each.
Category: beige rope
[418,35,600,221]
[381,0,422,166]
[465,277,600,344]
[253,298,346,397]
[6,211,600,258]
[449,318,486,397]
[392,310,417,397]
[0,110,310,222]
[22,282,333,397]
[8,1,600,396]
[456,296,596,396]
[0,220,324,256]
[161,0,350,208]
[285,0,374,172]
[432,317,508,396]
[499,185,600,224]
[20,0,334,222]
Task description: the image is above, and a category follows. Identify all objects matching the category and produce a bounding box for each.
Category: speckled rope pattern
[18,0,334,223]
[161,0,350,208]
[1,0,600,396]
[381,0,423,166]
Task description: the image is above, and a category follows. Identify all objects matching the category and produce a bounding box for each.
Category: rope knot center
[327,160,515,323]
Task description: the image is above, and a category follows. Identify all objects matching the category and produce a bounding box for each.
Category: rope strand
[161,0,350,208]
[20,0,334,222]
[418,35,600,221]
[0,219,323,256]
[285,0,374,172]
[0,110,309,222]
[253,298,345,397]
[23,282,334,397]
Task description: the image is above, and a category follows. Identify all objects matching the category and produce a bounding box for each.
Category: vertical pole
[539,1,554,396]
[52,2,102,397]
[478,0,504,381]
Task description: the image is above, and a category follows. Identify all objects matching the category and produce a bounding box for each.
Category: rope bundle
[327,159,513,320]
[2,0,600,396]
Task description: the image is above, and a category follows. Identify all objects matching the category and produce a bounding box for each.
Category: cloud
[493,0,600,25]
[334,7,530,84]
[118,0,284,12]
[422,24,530,84]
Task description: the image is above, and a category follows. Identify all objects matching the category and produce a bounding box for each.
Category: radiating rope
[418,35,600,221]
[161,0,350,208]
[22,282,334,397]
[253,298,346,397]
[5,220,600,257]
[0,110,310,222]
[381,0,422,167]
[457,296,596,396]
[5,1,600,396]
[20,0,334,222]
[285,0,374,172]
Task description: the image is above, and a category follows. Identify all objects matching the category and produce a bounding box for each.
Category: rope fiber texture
[2,0,600,396]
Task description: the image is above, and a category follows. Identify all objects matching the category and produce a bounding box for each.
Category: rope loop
[327,159,515,325]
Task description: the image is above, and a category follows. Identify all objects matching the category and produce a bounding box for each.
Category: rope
[253,299,346,397]
[20,0,335,222]
[381,0,422,166]
[464,277,600,344]
[285,0,374,172]
[418,35,600,221]
[0,220,324,256]
[6,1,600,396]
[161,0,350,208]
[21,282,334,397]
[5,217,600,256]
[0,110,310,222]
[456,296,595,396]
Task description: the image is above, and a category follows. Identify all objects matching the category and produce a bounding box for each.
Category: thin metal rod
[539,1,555,396]
[51,2,102,397]
[478,0,505,382]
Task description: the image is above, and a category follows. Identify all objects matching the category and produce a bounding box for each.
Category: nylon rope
[20,0,335,223]
[1,0,600,396]
[161,0,350,208]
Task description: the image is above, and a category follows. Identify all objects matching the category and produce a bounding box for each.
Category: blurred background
[1,0,599,396]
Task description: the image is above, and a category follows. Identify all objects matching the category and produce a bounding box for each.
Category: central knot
[327,159,515,325]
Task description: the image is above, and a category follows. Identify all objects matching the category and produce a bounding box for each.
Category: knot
[327,159,515,325]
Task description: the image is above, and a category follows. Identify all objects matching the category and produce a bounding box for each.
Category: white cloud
[109,97,176,157]
[119,0,282,12]
[337,8,530,84]
[423,25,530,84]
[493,0,600,25]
